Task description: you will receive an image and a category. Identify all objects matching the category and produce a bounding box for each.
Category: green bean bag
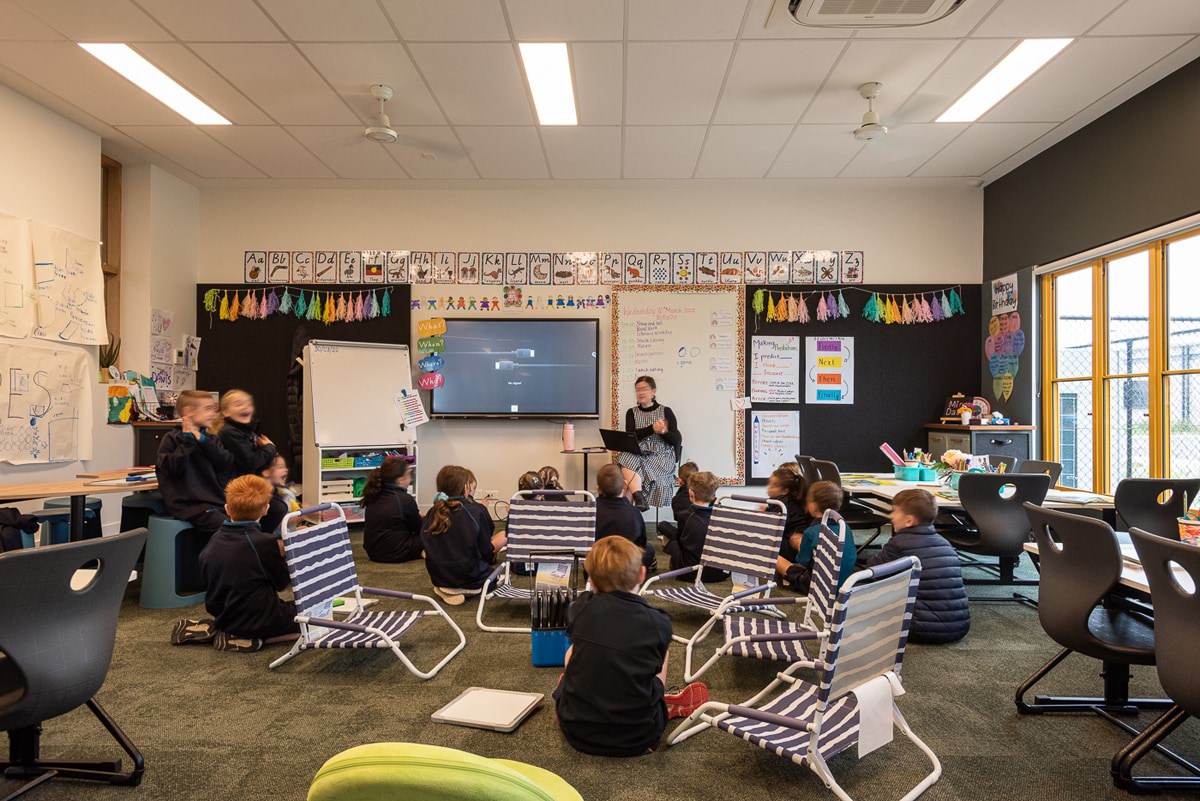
[308,743,582,801]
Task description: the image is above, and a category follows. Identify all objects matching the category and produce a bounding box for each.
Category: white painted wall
[198,183,983,510]
[0,83,130,532]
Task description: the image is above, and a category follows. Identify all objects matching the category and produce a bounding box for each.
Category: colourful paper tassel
[825,293,837,319]
[888,295,900,324]
[229,291,241,321]
[837,291,849,319]
[940,291,951,319]
[816,293,829,322]
[918,295,932,323]
[766,292,776,322]
[203,289,221,313]
[949,287,963,315]
[334,293,346,322]
[243,290,258,319]
[862,293,878,322]
[323,293,335,324]
[307,291,320,321]
[219,291,229,320]
[796,293,810,323]
[279,289,292,315]
[367,290,378,319]
[752,289,765,318]
[295,290,307,319]
[259,289,269,319]
[381,289,391,317]
[355,292,365,321]
[266,289,279,316]
[931,293,944,321]
[899,296,911,325]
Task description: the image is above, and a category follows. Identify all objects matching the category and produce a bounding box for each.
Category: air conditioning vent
[780,0,965,27]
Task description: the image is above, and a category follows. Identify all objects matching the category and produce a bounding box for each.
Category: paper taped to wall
[30,222,106,345]
[0,343,92,464]
[0,212,33,339]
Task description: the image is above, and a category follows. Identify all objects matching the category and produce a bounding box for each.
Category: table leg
[69,494,85,542]
[582,452,590,492]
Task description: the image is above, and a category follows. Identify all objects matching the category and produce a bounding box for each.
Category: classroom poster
[991,273,1018,315]
[0,212,33,339]
[750,335,800,403]
[0,344,92,463]
[805,336,854,404]
[750,410,800,479]
[30,222,106,345]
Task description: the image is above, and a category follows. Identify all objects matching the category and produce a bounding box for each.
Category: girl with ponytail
[420,465,507,605]
[362,457,422,563]
[767,462,814,577]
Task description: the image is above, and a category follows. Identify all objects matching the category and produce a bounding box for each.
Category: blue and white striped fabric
[651,586,727,611]
[724,617,815,661]
[806,520,845,629]
[701,505,786,581]
[491,583,532,600]
[309,611,420,649]
[283,518,359,614]
[506,499,596,562]
[718,685,860,764]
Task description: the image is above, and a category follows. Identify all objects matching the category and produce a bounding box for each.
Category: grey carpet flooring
[7,530,1198,801]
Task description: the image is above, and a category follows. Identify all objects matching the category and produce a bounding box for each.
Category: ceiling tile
[135,0,282,41]
[768,125,864,177]
[11,0,170,40]
[0,0,65,40]
[191,43,359,125]
[838,123,966,177]
[541,126,621,178]
[389,127,477,178]
[855,0,1001,37]
[134,43,273,125]
[118,125,263,177]
[741,0,852,39]
[915,121,1055,176]
[973,0,1123,37]
[695,125,791,178]
[379,0,509,41]
[408,43,532,125]
[627,0,749,40]
[802,39,957,124]
[623,126,706,179]
[505,0,623,41]
[454,127,548,178]
[0,42,189,124]
[625,42,734,124]
[299,43,445,125]
[257,0,396,42]
[714,40,845,125]
[572,42,622,125]
[893,38,1016,123]
[287,126,410,179]
[205,126,336,178]
[984,36,1191,122]
[1090,0,1200,36]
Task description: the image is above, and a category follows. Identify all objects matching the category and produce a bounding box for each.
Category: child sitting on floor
[867,489,970,644]
[361,456,422,563]
[554,536,708,757]
[776,480,857,593]
[421,465,507,606]
[197,475,301,652]
[661,471,728,583]
[655,460,698,545]
[595,463,655,570]
[258,454,300,537]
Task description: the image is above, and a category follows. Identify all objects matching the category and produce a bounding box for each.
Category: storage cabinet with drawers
[926,424,1035,463]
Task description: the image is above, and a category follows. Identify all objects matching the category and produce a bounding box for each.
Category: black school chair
[991,455,1018,473]
[944,472,1049,598]
[1114,478,1200,540]
[809,459,888,549]
[1113,529,1200,791]
[1015,459,1063,486]
[0,529,148,799]
[793,455,820,488]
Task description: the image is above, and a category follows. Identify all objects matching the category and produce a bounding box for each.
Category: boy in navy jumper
[156,390,234,536]
[554,536,708,756]
[655,461,698,545]
[662,471,728,583]
[595,464,655,570]
[867,489,970,644]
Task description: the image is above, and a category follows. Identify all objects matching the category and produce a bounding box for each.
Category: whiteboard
[611,287,744,483]
[306,340,415,446]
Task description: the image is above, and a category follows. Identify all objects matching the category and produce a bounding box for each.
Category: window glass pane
[1055,267,1092,378]
[1107,250,1150,374]
[1167,374,1200,477]
[1167,233,1200,371]
[1055,380,1093,491]
[1108,377,1150,487]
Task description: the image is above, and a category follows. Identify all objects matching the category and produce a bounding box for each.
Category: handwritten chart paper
[0,213,33,339]
[751,336,800,404]
[0,344,92,464]
[750,410,799,479]
[30,222,105,345]
[806,336,854,405]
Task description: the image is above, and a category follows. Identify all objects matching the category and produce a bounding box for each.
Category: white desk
[1023,541,1195,594]
[843,473,1116,520]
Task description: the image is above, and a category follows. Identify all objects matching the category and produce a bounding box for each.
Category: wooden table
[0,472,159,542]
[1024,540,1195,594]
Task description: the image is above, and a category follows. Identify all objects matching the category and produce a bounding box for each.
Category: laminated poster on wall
[750,410,800,479]
[805,336,854,404]
[750,335,800,404]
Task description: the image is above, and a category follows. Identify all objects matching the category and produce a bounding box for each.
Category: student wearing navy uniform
[362,457,422,563]
[655,461,698,546]
[777,480,857,593]
[661,471,728,583]
[212,389,277,479]
[156,390,235,536]
[595,464,655,570]
[420,465,507,606]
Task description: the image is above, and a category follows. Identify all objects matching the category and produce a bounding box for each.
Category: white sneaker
[434,586,467,605]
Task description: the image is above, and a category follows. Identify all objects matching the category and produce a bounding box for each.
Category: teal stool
[44,496,103,539]
[32,508,71,547]
[121,492,166,534]
[139,515,207,609]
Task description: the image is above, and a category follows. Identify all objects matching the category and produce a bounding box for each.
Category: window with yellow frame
[1041,228,1200,493]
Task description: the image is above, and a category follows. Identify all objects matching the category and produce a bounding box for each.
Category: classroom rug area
[13,529,1199,801]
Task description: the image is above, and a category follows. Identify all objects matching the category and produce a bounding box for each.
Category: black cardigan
[624,401,682,459]
[363,485,423,563]
[217,419,277,478]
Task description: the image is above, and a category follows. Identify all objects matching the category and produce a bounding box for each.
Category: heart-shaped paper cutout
[1001,372,1014,401]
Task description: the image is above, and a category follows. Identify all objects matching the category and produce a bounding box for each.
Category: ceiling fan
[853,82,888,142]
[357,83,466,161]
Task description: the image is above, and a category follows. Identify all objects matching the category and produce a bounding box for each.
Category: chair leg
[1111,705,1200,792]
[1017,649,1170,716]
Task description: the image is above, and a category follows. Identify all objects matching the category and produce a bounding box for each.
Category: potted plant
[98,332,120,383]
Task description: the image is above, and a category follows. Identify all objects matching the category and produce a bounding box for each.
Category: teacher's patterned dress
[616,402,680,508]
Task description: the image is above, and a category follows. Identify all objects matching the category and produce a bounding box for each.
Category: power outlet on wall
[479,490,498,503]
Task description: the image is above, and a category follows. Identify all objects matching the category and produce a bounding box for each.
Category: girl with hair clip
[213,388,277,479]
[420,465,507,606]
[361,457,423,563]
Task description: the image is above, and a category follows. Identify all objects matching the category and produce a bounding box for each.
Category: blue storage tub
[531,629,570,667]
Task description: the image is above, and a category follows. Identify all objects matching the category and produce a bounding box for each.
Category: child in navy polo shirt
[554,536,708,757]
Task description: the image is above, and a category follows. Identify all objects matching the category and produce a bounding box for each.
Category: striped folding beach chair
[638,495,788,682]
[268,503,466,679]
[693,509,849,681]
[668,556,942,801]
[476,490,596,633]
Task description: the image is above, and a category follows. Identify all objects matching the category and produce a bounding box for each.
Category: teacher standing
[617,376,682,511]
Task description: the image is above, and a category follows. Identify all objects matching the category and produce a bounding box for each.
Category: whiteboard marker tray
[431,687,544,733]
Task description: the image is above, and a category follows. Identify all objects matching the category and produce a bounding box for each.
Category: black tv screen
[430,318,599,418]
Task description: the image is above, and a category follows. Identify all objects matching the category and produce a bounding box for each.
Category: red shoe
[664,682,709,719]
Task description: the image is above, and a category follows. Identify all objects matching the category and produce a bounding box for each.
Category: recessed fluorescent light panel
[937,38,1072,123]
[518,42,577,126]
[79,43,230,125]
